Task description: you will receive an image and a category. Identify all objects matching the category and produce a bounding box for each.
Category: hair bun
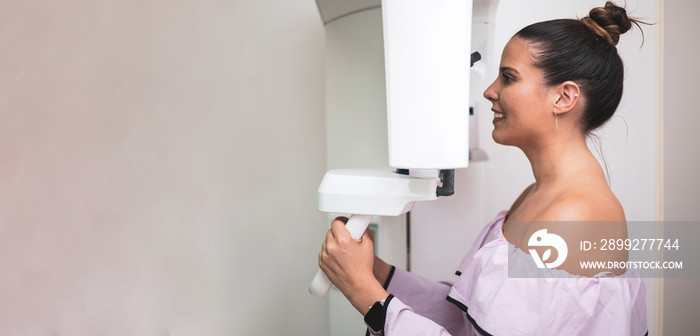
[581,1,633,46]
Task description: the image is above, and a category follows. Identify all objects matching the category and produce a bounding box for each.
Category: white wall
[0,1,327,334]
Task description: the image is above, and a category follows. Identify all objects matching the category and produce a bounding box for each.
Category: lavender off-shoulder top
[381,211,648,336]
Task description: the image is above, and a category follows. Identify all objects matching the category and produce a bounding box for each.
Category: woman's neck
[522,134,603,187]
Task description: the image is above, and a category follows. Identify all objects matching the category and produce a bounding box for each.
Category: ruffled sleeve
[447,226,648,336]
[384,267,468,335]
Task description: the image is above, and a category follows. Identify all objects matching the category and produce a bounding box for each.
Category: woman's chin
[491,131,507,145]
[491,131,518,147]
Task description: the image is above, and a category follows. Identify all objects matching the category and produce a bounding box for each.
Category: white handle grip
[309,214,374,298]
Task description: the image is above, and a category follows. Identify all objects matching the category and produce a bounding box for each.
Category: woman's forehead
[500,37,535,71]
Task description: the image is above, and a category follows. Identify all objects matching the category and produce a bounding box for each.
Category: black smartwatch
[364,294,394,336]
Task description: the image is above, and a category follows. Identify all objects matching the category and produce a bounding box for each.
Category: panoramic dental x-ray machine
[310,0,477,298]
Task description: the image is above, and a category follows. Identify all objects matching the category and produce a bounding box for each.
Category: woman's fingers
[325,226,335,242]
[365,226,375,243]
[330,216,375,244]
[320,216,374,270]
[330,218,352,241]
[361,229,373,246]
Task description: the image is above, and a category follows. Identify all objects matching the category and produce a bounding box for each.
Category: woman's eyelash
[502,73,514,83]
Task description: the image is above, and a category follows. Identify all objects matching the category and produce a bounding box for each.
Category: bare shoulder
[536,183,629,276]
[537,183,625,222]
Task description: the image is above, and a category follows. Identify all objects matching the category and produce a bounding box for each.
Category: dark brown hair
[515,1,645,133]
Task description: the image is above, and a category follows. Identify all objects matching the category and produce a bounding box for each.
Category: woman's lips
[493,111,505,123]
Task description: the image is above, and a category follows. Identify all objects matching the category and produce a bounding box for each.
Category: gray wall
[0,0,327,334]
[663,0,700,334]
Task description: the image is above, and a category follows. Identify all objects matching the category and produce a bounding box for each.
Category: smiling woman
[318,2,649,335]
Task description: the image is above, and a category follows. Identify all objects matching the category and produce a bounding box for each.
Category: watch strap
[364,294,394,336]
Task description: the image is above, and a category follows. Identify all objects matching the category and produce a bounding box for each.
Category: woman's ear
[552,81,581,114]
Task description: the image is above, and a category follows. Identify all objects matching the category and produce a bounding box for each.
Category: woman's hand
[318,217,388,315]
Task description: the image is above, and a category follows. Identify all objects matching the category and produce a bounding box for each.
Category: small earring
[575,93,579,98]
[554,109,559,130]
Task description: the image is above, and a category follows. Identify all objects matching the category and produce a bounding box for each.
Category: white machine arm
[309,169,439,298]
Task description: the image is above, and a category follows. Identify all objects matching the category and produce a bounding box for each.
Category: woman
[318,2,648,335]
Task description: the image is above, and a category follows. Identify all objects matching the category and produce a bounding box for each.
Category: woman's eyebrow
[500,66,520,74]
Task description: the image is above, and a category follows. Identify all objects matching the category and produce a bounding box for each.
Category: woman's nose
[483,80,498,102]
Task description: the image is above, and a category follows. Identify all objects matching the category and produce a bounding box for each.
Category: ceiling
[315,0,381,24]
